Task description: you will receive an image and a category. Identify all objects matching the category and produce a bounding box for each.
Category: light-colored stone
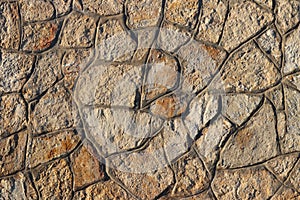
[30,83,77,134]
[27,131,81,168]
[271,186,300,200]
[281,86,300,153]
[265,153,299,182]
[23,51,62,101]
[70,144,105,190]
[266,84,284,110]
[0,131,27,176]
[284,73,300,91]
[284,25,300,74]
[32,159,72,200]
[222,94,263,126]
[255,0,273,9]
[20,0,54,22]
[96,19,137,62]
[275,0,300,34]
[285,160,300,193]
[0,52,34,94]
[257,27,282,65]
[212,167,281,199]
[178,41,226,94]
[184,92,220,139]
[22,20,61,52]
[126,0,162,29]
[82,0,123,16]
[218,101,279,169]
[171,150,210,197]
[165,0,199,29]
[0,94,27,137]
[143,49,179,102]
[73,180,135,200]
[0,172,38,200]
[218,42,281,93]
[221,0,273,51]
[196,0,227,43]
[52,0,72,16]
[60,12,96,47]
[0,2,20,50]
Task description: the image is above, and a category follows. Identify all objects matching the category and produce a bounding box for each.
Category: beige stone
[266,84,284,110]
[53,0,72,16]
[284,25,300,74]
[255,0,273,9]
[82,0,123,16]
[20,0,54,22]
[284,73,300,91]
[285,160,300,193]
[271,186,300,200]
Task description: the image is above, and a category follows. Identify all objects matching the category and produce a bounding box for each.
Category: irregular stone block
[82,0,123,16]
[284,25,300,74]
[20,0,54,22]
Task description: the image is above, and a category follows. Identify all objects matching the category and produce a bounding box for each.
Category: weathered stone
[275,0,300,34]
[0,172,38,200]
[52,0,72,16]
[218,42,281,93]
[73,180,135,200]
[196,0,228,43]
[177,42,226,94]
[144,49,179,102]
[0,94,27,137]
[70,144,105,190]
[266,84,284,110]
[184,92,220,139]
[60,12,96,47]
[23,51,62,101]
[82,0,123,16]
[0,131,27,176]
[108,134,174,199]
[96,19,137,62]
[212,167,281,199]
[181,190,216,200]
[32,159,72,200]
[222,94,263,126]
[285,160,300,193]
[255,0,273,9]
[271,186,300,200]
[281,86,300,153]
[30,83,77,134]
[126,0,162,29]
[157,21,191,53]
[27,131,81,168]
[22,20,62,52]
[171,150,210,197]
[0,52,34,94]
[62,49,94,90]
[0,2,20,50]
[81,107,163,156]
[284,25,300,74]
[221,0,273,51]
[265,153,299,182]
[20,0,54,22]
[284,73,300,91]
[195,116,233,171]
[150,94,188,119]
[165,0,199,29]
[218,101,279,169]
[257,27,282,65]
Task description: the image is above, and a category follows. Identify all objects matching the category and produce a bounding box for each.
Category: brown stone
[82,0,123,16]
[32,159,73,200]
[0,2,20,50]
[0,94,27,137]
[20,0,54,22]
[0,131,27,176]
[27,130,81,168]
[271,186,300,200]
[70,144,105,190]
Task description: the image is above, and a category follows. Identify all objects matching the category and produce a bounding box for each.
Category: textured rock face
[1,0,300,199]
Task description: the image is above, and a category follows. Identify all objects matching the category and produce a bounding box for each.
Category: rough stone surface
[82,0,123,16]
[255,0,273,9]
[52,0,72,16]
[0,2,20,50]
[285,160,300,193]
[284,25,300,74]
[60,12,96,47]
[0,94,27,137]
[266,84,284,110]
[221,0,273,51]
[20,0,55,22]
[165,0,199,29]
[271,186,300,200]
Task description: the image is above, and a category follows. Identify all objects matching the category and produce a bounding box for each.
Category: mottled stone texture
[0,0,300,199]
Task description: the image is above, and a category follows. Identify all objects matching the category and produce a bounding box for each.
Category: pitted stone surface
[82,0,123,16]
[284,25,300,74]
[20,0,55,22]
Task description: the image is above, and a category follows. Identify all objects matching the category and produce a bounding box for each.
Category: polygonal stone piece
[284,25,300,74]
[0,52,34,94]
[52,0,72,16]
[126,0,162,29]
[0,131,27,176]
[270,186,300,200]
[285,160,300,193]
[165,0,200,29]
[0,2,20,50]
[20,0,55,22]
[221,0,273,51]
[218,101,279,169]
[82,0,123,16]
[266,84,284,110]
[196,0,228,44]
[60,12,96,47]
[0,94,27,137]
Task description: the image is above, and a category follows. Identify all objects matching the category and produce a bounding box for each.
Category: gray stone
[82,0,123,16]
[0,52,34,94]
[0,2,20,50]
[221,0,273,51]
[20,0,54,22]
[284,25,300,74]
